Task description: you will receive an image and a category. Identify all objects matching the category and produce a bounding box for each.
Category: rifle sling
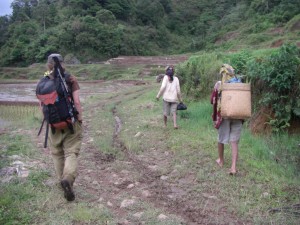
[44,121,49,148]
[38,118,45,136]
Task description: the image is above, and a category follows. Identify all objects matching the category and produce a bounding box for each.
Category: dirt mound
[270,39,284,48]
[250,107,300,134]
[290,20,300,32]
[249,107,272,134]
[288,116,300,134]
[267,27,284,35]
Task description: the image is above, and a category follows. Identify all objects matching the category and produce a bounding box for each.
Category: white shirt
[157,75,182,103]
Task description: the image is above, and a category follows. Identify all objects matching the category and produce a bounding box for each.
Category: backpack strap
[44,120,49,148]
[37,118,45,136]
[37,118,49,148]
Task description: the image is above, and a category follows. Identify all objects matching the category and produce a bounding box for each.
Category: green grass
[0,77,299,224]
[92,101,120,156]
[71,203,113,224]
[0,133,38,169]
[0,182,36,224]
[0,106,64,224]
[0,132,51,225]
[115,88,300,224]
[0,103,117,225]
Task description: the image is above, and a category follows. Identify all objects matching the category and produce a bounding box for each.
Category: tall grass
[186,99,300,178]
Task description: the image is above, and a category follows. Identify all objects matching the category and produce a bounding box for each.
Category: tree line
[0,0,299,66]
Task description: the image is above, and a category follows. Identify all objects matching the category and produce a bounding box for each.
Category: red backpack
[36,58,78,147]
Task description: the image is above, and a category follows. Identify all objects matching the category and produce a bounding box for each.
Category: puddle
[0,83,38,103]
[0,81,139,105]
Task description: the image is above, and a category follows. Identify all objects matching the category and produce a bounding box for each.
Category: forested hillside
[0,0,299,66]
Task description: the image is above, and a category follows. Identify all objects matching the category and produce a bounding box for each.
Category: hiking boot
[61,179,75,201]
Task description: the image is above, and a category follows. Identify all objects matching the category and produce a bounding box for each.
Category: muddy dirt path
[75,82,192,223]
[47,80,246,224]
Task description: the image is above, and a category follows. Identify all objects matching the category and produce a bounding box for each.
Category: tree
[11,0,33,22]
[32,0,58,32]
[104,0,134,20]
[160,0,172,14]
[135,0,165,27]
[0,16,10,47]
[96,9,116,24]
[0,20,39,65]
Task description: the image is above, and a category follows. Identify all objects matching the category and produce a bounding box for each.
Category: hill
[0,0,299,66]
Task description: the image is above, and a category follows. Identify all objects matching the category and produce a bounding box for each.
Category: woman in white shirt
[156,65,183,129]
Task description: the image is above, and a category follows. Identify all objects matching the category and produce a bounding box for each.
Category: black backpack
[36,67,78,147]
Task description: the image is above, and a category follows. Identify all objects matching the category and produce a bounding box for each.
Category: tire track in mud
[75,85,157,221]
[76,84,185,222]
[109,90,214,224]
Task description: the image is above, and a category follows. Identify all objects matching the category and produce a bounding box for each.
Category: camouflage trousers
[49,121,83,186]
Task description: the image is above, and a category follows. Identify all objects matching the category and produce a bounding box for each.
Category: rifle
[52,56,78,126]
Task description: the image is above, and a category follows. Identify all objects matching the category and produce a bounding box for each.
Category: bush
[247,44,300,131]
[224,50,253,76]
[177,53,223,98]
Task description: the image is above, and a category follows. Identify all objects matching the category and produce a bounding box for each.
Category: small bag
[177,102,187,110]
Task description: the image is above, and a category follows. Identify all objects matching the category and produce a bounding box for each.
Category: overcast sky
[0,0,14,16]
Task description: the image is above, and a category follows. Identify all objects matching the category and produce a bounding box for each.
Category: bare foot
[228,169,237,175]
[216,159,223,167]
[174,126,178,129]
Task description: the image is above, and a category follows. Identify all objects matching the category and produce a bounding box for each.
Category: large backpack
[213,64,243,128]
[36,71,78,147]
[217,64,251,120]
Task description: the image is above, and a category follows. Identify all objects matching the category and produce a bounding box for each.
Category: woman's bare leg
[216,143,224,167]
[230,141,238,174]
[164,115,167,127]
[173,113,178,128]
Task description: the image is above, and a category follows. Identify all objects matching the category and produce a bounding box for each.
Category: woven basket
[220,83,251,119]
